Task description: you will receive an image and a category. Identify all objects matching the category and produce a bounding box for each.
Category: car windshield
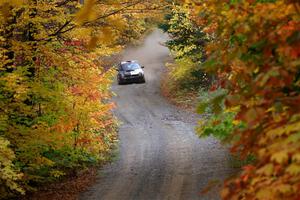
[122,63,141,71]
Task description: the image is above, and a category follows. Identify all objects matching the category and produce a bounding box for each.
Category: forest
[0,0,164,198]
[1,0,300,199]
[161,1,300,199]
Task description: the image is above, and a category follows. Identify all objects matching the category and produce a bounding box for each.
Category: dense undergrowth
[0,0,165,198]
[162,0,300,199]
[159,5,211,110]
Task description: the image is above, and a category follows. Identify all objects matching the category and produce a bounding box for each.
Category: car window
[121,63,141,71]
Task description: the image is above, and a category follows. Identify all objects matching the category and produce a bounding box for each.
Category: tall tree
[0,0,167,198]
[184,0,300,199]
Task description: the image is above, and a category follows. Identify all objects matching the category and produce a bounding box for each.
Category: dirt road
[80,30,233,200]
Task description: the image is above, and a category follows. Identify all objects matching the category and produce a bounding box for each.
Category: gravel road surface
[80,30,234,200]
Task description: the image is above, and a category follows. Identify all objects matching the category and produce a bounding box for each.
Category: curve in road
[80,30,234,200]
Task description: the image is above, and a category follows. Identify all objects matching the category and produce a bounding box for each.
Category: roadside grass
[160,68,198,112]
[229,154,256,169]
[20,167,98,200]
[160,64,255,172]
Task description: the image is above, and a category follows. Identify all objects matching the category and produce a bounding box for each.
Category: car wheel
[118,77,123,85]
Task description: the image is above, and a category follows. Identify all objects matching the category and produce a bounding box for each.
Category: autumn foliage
[0,0,163,198]
[183,0,300,199]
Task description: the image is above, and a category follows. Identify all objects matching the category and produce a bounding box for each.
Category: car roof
[121,60,138,64]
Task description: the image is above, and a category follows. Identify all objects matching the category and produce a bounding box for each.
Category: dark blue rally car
[117,60,146,84]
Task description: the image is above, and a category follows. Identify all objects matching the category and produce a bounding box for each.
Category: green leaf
[197,101,209,114]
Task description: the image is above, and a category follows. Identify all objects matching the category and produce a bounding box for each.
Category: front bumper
[121,75,144,82]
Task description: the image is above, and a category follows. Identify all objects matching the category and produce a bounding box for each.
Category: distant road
[80,29,233,200]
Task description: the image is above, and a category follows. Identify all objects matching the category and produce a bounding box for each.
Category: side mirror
[141,66,145,68]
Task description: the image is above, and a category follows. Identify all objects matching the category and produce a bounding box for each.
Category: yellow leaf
[286,164,300,175]
[256,188,273,200]
[266,121,300,139]
[87,36,99,50]
[271,151,289,164]
[0,0,26,6]
[292,153,300,162]
[232,120,240,125]
[276,184,293,194]
[257,163,274,176]
[99,27,114,45]
[75,0,97,25]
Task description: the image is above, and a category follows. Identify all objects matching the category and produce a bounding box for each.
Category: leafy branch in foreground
[0,0,166,198]
[186,0,300,199]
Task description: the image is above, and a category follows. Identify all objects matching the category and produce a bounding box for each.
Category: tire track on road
[80,29,234,200]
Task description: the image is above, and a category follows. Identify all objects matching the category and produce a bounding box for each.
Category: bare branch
[49,20,72,37]
[49,0,162,37]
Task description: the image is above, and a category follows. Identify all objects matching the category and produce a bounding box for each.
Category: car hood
[126,69,143,75]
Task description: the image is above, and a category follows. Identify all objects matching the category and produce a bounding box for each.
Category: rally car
[117,60,146,84]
